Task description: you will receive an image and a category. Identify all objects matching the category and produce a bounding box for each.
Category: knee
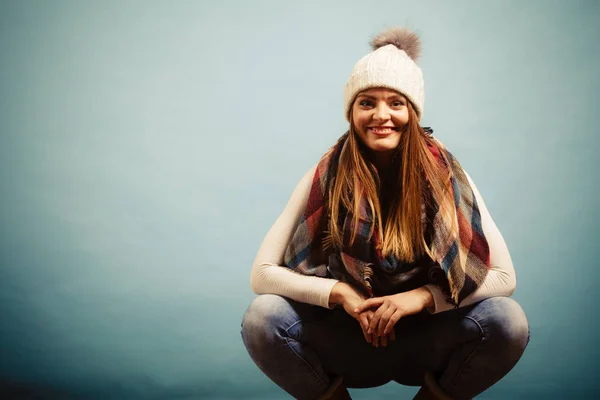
[241,294,292,352]
[471,297,530,360]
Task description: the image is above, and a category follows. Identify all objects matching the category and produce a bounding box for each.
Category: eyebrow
[356,94,405,101]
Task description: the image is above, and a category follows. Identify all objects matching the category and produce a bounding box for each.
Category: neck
[372,150,393,172]
[374,153,397,198]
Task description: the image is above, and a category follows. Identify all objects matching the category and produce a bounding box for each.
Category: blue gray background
[1,0,598,398]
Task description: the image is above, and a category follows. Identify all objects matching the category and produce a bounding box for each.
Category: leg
[241,294,487,396]
[241,294,397,398]
[241,294,333,400]
[422,297,531,399]
[242,294,529,399]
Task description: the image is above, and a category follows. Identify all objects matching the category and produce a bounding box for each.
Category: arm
[424,170,517,313]
[250,165,339,308]
[252,167,394,345]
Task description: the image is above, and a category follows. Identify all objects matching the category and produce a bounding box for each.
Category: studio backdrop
[1,0,598,398]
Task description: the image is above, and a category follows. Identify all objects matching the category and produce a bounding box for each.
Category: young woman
[241,27,530,400]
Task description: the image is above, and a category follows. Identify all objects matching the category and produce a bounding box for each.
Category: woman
[241,27,530,400]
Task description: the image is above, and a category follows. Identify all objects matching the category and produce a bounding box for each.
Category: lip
[367,126,398,136]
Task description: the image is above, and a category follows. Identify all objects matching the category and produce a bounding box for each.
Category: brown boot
[317,376,352,400]
[413,372,458,400]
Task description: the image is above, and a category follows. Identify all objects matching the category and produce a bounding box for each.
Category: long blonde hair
[327,100,457,262]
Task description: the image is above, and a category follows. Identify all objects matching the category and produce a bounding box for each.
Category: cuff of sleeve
[424,284,457,314]
[320,279,340,309]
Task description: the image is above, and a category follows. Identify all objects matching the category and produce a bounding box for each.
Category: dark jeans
[241,294,530,399]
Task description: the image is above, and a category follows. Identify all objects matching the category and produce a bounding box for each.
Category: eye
[391,100,405,107]
[359,100,374,107]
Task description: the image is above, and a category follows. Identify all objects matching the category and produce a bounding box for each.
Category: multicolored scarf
[283,129,490,307]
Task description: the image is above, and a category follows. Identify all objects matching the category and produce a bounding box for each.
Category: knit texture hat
[344,27,424,121]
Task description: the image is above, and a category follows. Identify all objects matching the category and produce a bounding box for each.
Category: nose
[373,103,390,121]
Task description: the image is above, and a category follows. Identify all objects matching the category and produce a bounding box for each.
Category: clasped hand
[331,282,430,348]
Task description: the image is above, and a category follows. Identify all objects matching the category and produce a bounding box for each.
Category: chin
[367,137,400,152]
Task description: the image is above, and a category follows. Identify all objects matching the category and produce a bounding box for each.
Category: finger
[377,306,397,336]
[372,334,379,348]
[368,303,389,334]
[380,333,388,347]
[354,297,384,314]
[363,312,374,342]
[359,314,371,343]
[383,310,403,335]
[386,332,393,345]
[389,329,396,341]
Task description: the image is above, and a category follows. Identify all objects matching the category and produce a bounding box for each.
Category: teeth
[370,128,394,133]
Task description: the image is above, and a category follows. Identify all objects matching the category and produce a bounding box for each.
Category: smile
[368,127,399,135]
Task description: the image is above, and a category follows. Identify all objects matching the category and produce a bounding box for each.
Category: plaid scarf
[283,130,490,307]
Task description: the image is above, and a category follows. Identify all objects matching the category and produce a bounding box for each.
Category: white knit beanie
[344,27,424,121]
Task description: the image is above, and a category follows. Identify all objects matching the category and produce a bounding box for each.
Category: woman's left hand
[354,287,433,340]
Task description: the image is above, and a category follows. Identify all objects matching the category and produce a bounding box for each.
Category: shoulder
[300,164,317,186]
[461,168,486,206]
[282,164,318,214]
[294,164,317,197]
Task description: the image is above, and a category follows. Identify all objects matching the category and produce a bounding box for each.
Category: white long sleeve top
[250,164,516,313]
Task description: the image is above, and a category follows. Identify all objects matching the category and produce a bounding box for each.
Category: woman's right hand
[329,282,395,347]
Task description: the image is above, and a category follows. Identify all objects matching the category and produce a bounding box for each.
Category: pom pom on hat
[370,27,421,62]
[344,27,425,121]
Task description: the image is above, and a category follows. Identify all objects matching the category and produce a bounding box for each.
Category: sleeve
[424,170,517,314]
[250,164,340,308]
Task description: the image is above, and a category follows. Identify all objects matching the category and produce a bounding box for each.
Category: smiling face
[351,87,410,157]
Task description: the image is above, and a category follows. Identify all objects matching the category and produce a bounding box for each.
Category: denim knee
[241,295,331,398]
[241,294,294,354]
[468,297,530,361]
